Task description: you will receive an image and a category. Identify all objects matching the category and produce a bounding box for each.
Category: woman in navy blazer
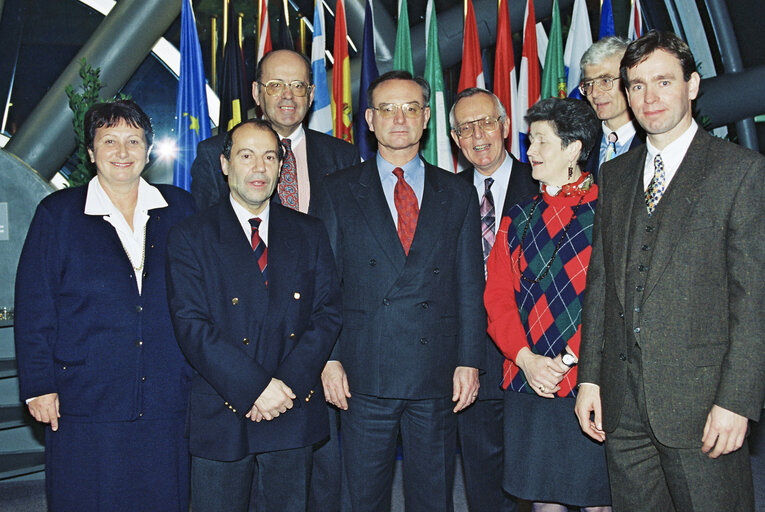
[14,100,195,511]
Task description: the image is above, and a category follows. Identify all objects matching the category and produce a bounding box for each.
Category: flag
[356,0,379,160]
[219,1,249,131]
[332,0,353,142]
[494,0,519,157]
[540,0,566,99]
[628,0,643,40]
[174,0,212,191]
[393,0,413,73]
[458,0,484,91]
[256,0,272,62]
[599,0,615,38]
[517,0,540,163]
[563,0,592,100]
[308,0,332,134]
[274,2,294,50]
[422,0,453,171]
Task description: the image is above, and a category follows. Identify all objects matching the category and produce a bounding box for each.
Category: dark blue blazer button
[419,338,428,344]
[619,353,627,361]
[369,259,376,267]
[433,267,440,274]
[382,298,390,306]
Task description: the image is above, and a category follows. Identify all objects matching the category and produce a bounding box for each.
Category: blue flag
[356,0,379,160]
[174,0,212,191]
[308,0,332,135]
[599,0,615,39]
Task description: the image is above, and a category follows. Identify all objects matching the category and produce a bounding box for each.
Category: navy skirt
[502,390,611,507]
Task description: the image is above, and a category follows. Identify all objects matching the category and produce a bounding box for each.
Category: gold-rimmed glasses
[371,102,425,119]
[258,80,313,97]
[578,76,620,96]
[453,116,502,139]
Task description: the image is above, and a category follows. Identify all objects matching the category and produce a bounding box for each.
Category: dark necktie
[392,167,419,255]
[278,138,299,210]
[645,154,666,216]
[604,131,618,162]
[249,217,268,285]
[480,177,496,278]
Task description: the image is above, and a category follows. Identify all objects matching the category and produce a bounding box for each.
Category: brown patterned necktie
[278,138,299,210]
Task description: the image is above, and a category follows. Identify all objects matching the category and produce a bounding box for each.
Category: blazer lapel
[642,130,711,300]
[217,201,270,297]
[264,205,297,326]
[350,160,407,269]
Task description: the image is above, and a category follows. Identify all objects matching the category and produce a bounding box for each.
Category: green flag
[541,0,567,99]
[393,0,413,73]
[422,0,453,171]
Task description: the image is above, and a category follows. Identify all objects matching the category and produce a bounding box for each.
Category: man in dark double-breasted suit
[189,49,359,213]
[314,71,485,512]
[575,31,765,512]
[450,87,537,512]
[167,120,342,512]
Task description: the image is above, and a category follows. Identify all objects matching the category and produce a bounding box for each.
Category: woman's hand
[28,393,60,431]
[515,348,569,398]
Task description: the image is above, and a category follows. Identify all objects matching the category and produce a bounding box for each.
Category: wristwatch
[560,349,577,368]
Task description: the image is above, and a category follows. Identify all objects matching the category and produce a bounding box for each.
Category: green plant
[65,58,104,187]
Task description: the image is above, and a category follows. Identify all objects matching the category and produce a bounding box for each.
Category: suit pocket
[686,343,727,367]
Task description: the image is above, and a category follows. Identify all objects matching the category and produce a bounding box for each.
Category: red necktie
[249,217,268,285]
[278,138,299,210]
[392,167,419,255]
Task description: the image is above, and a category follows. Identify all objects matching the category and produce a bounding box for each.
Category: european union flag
[174,0,211,192]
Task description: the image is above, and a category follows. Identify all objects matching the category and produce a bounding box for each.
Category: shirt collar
[646,120,698,165]
[282,124,305,146]
[376,152,423,182]
[602,120,637,146]
[84,176,167,216]
[474,151,512,187]
[229,194,270,245]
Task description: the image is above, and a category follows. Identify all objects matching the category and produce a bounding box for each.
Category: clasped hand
[246,378,295,422]
[515,348,569,398]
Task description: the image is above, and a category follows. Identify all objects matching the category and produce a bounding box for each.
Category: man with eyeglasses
[189,49,360,212]
[448,88,537,512]
[313,71,485,511]
[579,37,644,181]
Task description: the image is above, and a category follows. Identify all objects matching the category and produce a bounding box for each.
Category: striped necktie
[480,177,496,278]
[645,154,666,216]
[249,217,268,285]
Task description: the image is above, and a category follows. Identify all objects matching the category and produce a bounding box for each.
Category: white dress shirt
[643,121,698,191]
[472,152,513,235]
[230,195,270,247]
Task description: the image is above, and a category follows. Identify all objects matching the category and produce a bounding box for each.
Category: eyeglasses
[258,80,313,97]
[578,76,620,96]
[371,102,424,119]
[453,116,502,139]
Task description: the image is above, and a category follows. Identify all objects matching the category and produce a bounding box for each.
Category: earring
[568,165,574,179]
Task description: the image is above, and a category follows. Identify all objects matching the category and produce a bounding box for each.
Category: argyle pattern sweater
[485,185,598,397]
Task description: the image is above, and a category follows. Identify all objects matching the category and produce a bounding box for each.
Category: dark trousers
[191,446,313,512]
[309,406,345,512]
[341,393,456,512]
[605,345,754,512]
[457,398,518,512]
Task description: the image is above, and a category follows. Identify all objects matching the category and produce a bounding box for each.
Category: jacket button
[641,244,650,251]
[383,298,390,306]
[242,338,249,345]
[619,312,624,318]
[136,340,143,346]
[433,267,440,274]
[369,259,376,267]
[142,271,148,279]
[636,285,644,292]
[293,292,301,300]
[634,306,640,313]
[289,333,297,339]
[645,225,654,232]
[420,337,428,344]
[634,327,640,333]
[619,353,627,361]
[232,408,237,413]
[141,376,146,382]
[135,305,143,312]
[232,297,239,305]
[305,396,310,402]
[638,265,647,272]
[421,302,429,309]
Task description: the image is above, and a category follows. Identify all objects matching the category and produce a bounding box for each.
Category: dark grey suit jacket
[190,128,360,212]
[579,128,765,448]
[458,156,537,400]
[584,126,645,182]
[314,159,486,399]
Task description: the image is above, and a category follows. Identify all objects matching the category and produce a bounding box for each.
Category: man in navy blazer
[167,119,342,512]
[190,49,360,212]
[314,71,485,512]
[579,37,645,182]
[450,88,537,512]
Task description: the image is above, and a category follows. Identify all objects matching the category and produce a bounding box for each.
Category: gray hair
[449,88,507,129]
[580,36,630,75]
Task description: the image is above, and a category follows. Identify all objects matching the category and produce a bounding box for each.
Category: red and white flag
[494,0,519,158]
[458,0,484,92]
[517,0,540,163]
[257,0,272,62]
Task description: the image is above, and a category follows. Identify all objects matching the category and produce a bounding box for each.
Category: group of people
[13,29,763,512]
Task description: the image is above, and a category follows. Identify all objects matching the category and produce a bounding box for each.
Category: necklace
[118,222,147,272]
[517,193,586,284]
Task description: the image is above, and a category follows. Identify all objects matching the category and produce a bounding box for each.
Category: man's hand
[515,348,567,398]
[701,404,748,458]
[452,366,479,413]
[321,361,351,410]
[574,384,605,442]
[27,393,60,431]
[246,378,295,422]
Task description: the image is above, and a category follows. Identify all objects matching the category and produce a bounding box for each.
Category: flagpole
[299,16,307,55]
[211,16,218,91]
[223,0,228,47]
[283,0,290,27]
[238,12,244,47]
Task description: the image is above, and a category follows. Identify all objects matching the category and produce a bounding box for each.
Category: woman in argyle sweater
[485,98,611,512]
